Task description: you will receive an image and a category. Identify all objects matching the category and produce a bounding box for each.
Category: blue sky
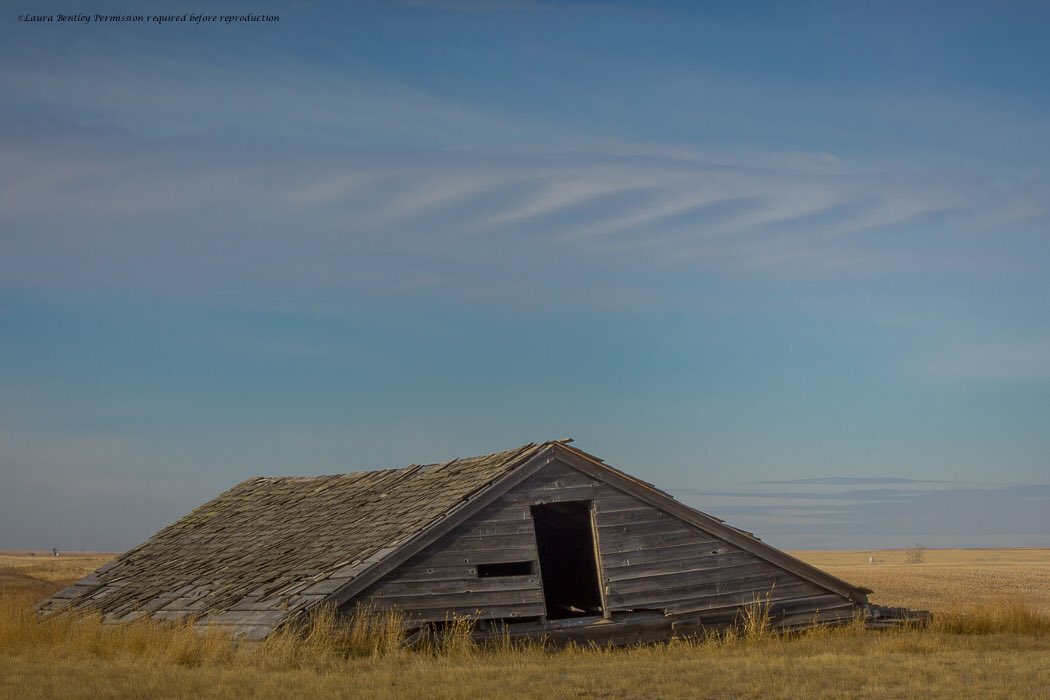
[2,1,1048,550]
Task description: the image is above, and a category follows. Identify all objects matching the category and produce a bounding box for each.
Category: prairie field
[795,548,1050,615]
[2,549,1049,699]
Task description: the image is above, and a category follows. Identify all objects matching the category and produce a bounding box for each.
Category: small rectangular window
[477,561,533,577]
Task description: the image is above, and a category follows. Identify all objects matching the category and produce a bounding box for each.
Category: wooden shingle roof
[41,439,868,639]
[40,442,548,636]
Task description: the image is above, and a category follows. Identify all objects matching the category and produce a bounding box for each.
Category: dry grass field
[794,548,1050,615]
[2,549,1049,699]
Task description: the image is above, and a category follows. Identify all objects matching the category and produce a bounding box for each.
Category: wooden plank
[137,593,181,613]
[500,484,605,504]
[602,548,751,581]
[599,540,731,567]
[776,604,856,629]
[457,502,532,525]
[374,563,481,582]
[606,559,779,594]
[425,533,536,552]
[326,560,375,581]
[596,501,651,518]
[367,588,543,610]
[385,546,538,569]
[450,520,537,538]
[150,610,193,621]
[596,519,697,539]
[47,585,94,600]
[594,508,667,525]
[218,599,277,612]
[610,577,821,611]
[303,577,353,596]
[365,575,540,597]
[398,603,544,623]
[667,591,856,629]
[598,528,717,551]
[608,576,793,611]
[662,586,838,617]
[511,462,593,487]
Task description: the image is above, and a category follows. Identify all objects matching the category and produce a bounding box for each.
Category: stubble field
[1,548,1048,699]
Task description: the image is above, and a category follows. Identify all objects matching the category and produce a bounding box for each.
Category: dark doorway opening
[531,501,604,620]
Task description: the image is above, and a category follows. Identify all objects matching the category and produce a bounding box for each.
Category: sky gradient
[2,1,1049,551]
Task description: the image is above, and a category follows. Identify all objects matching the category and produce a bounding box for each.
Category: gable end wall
[353,459,854,627]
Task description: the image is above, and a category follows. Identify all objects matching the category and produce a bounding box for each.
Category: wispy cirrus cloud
[2,11,1047,311]
[919,337,1050,385]
[4,123,1041,311]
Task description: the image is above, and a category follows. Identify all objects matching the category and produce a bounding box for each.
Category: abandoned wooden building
[40,440,875,644]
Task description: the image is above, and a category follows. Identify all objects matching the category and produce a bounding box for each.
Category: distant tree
[905,544,926,564]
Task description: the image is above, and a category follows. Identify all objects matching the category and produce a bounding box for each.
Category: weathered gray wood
[600,541,730,566]
[500,484,605,504]
[54,440,866,645]
[598,528,720,551]
[602,548,748,580]
[666,599,855,636]
[597,519,699,539]
[450,520,537,538]
[303,577,353,595]
[751,593,851,622]
[553,446,868,604]
[776,604,856,629]
[150,610,193,621]
[606,559,780,594]
[459,502,532,523]
[610,577,821,611]
[392,604,541,625]
[136,593,181,613]
[326,560,375,581]
[366,575,539,598]
[324,447,557,609]
[47,585,95,600]
[594,508,667,525]
[368,587,543,610]
[405,546,538,568]
[515,462,594,486]
[210,609,286,626]
[425,533,536,552]
[593,494,653,513]
[375,563,481,582]
[347,463,552,624]
[346,449,860,642]
[661,584,834,616]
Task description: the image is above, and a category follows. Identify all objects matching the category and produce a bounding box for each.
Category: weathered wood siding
[595,492,853,626]
[354,498,545,623]
[357,459,854,628]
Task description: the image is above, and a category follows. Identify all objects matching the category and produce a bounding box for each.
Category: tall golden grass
[5,588,1046,674]
[3,550,1050,698]
[0,594,495,671]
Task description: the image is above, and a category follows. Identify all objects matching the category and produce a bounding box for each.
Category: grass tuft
[739,588,776,641]
[931,599,1050,636]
